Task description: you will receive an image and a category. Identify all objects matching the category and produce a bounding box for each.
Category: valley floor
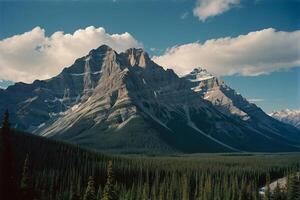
[2,130,300,200]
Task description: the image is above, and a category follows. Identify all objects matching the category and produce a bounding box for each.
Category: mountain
[183,68,249,120]
[1,45,300,153]
[270,109,300,129]
[183,68,300,136]
[0,79,14,89]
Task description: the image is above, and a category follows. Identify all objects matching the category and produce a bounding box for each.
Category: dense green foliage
[83,176,97,200]
[0,110,19,199]
[1,111,300,199]
[287,174,300,200]
[20,153,34,200]
[4,130,299,200]
[102,160,117,200]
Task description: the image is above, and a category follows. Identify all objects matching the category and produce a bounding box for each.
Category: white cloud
[193,0,240,21]
[248,98,265,103]
[0,26,142,83]
[153,28,300,77]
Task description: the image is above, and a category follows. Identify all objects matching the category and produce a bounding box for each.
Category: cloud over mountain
[2,26,300,83]
[153,28,300,76]
[0,26,141,83]
[193,0,240,21]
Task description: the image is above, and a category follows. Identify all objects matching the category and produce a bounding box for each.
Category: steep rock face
[1,46,300,153]
[184,68,300,143]
[31,52,300,153]
[36,48,169,153]
[0,45,111,130]
[36,48,236,153]
[124,48,151,67]
[184,68,249,120]
[270,109,300,129]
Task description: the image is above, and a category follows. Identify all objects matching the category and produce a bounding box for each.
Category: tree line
[1,110,300,200]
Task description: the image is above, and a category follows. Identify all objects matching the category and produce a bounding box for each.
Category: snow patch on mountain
[38,123,46,129]
[184,67,214,82]
[70,71,102,76]
[270,109,300,129]
[184,67,250,120]
[1,45,300,153]
[0,79,14,89]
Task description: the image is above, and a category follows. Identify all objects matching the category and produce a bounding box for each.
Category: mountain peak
[184,67,214,82]
[95,44,112,51]
[124,48,151,67]
[1,45,300,153]
[270,109,300,129]
[191,67,208,74]
[87,44,113,56]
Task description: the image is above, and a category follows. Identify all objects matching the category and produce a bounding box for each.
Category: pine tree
[84,176,97,200]
[264,173,271,200]
[182,175,189,200]
[97,186,102,200]
[0,110,18,199]
[141,182,149,200]
[76,177,82,200]
[151,182,157,200]
[102,160,117,200]
[239,179,248,200]
[20,153,34,200]
[287,174,300,200]
[70,182,81,200]
[273,182,284,200]
[158,181,165,200]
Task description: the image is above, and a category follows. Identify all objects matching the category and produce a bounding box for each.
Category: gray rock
[1,46,300,153]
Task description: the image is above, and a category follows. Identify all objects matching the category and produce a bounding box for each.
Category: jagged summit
[122,47,151,67]
[1,46,300,153]
[184,67,259,120]
[184,67,300,138]
[86,44,115,57]
[184,67,216,83]
[190,67,210,75]
[184,67,221,92]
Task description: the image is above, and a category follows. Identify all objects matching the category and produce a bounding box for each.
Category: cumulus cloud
[153,28,300,77]
[0,26,142,83]
[193,0,240,21]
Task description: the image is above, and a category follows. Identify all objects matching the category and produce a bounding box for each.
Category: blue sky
[1,0,299,51]
[0,0,299,112]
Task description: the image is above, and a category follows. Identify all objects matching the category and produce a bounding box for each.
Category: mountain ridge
[1,45,300,153]
[270,109,300,129]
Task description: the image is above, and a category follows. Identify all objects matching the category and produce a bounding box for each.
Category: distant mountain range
[0,79,14,89]
[1,45,299,153]
[270,109,300,130]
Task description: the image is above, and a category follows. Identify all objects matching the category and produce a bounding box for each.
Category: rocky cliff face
[184,67,300,143]
[184,68,249,120]
[1,45,300,153]
[0,45,110,131]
